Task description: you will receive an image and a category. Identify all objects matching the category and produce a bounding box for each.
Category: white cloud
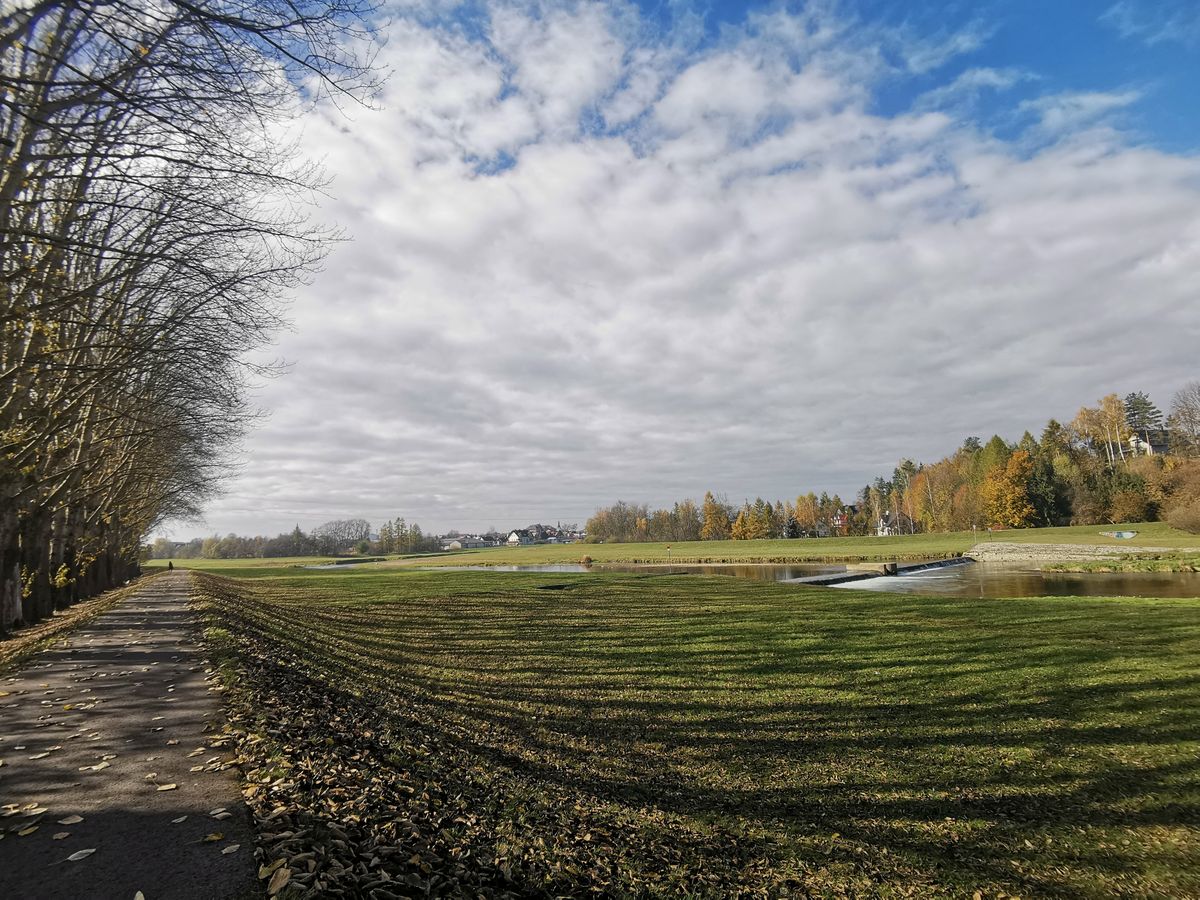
[916,67,1035,111]
[899,20,994,74]
[1019,89,1141,135]
[175,1,1200,537]
[1102,1,1200,47]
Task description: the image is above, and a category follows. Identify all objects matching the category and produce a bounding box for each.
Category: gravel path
[968,541,1198,562]
[0,572,255,900]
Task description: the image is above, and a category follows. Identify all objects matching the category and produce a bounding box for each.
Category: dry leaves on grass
[199,575,780,899]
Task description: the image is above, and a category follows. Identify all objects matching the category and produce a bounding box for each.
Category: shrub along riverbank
[195,566,1200,897]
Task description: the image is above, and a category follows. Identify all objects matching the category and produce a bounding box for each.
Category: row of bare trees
[1,1,379,630]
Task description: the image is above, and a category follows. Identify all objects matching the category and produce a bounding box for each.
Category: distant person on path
[168,561,174,570]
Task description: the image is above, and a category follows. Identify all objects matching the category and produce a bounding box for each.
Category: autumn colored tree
[730,505,751,540]
[700,492,732,541]
[982,449,1036,528]
[794,493,818,533]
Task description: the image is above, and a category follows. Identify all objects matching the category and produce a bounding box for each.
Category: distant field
[420,521,1199,566]
[147,522,1200,573]
[146,555,336,569]
[197,566,1200,896]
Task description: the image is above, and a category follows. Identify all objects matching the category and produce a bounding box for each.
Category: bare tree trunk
[0,506,23,630]
[19,511,54,623]
[49,505,68,610]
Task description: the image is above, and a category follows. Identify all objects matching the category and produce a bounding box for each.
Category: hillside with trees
[586,387,1200,542]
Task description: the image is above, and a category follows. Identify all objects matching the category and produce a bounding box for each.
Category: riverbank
[1045,553,1200,573]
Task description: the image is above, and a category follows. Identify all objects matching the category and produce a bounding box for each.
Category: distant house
[830,507,854,537]
[876,511,915,537]
[445,537,490,551]
[507,529,533,546]
[1130,429,1169,456]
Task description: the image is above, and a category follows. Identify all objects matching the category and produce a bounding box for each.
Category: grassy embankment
[196,565,1200,897]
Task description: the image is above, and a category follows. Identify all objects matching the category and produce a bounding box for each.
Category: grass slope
[199,567,1200,897]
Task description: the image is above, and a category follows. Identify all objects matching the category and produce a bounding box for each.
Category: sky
[168,0,1200,539]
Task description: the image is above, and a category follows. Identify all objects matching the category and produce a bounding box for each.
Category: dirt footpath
[0,572,255,900]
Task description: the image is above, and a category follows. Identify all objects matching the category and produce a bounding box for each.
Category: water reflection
[431,561,1200,599]
[833,562,1200,599]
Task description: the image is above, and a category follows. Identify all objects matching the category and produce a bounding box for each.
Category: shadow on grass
[203,570,1200,896]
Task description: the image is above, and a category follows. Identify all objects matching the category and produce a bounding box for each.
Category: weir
[787,556,976,586]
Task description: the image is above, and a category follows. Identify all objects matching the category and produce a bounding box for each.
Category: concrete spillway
[786,555,975,586]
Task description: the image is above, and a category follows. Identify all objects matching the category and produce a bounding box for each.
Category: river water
[432,562,1200,599]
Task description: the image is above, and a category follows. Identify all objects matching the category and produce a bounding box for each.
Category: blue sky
[176,0,1200,537]
[650,0,1200,151]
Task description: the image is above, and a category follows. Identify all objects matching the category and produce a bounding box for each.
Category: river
[431,561,1200,599]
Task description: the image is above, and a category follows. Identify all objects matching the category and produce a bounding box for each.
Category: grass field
[196,566,1200,897]
[149,521,1200,574]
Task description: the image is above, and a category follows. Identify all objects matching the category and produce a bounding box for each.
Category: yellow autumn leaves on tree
[981,449,1037,528]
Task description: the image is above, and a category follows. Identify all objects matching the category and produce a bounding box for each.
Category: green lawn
[197,566,1200,897]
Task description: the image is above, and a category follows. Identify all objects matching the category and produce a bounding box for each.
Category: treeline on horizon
[146,517,442,560]
[586,388,1200,543]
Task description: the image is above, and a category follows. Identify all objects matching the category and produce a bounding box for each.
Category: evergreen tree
[1124,391,1163,437]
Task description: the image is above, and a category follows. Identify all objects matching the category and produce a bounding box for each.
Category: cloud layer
[183,0,1200,537]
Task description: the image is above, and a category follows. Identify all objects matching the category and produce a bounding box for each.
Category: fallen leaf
[203,832,223,842]
[17,826,38,836]
[259,858,286,878]
[67,848,96,861]
[267,866,292,895]
[221,843,240,854]
[52,832,70,840]
[28,752,49,760]
[171,816,187,824]
[156,784,177,792]
[58,815,83,825]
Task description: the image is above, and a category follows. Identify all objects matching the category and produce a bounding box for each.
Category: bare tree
[1,1,382,628]
[1169,381,1200,457]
